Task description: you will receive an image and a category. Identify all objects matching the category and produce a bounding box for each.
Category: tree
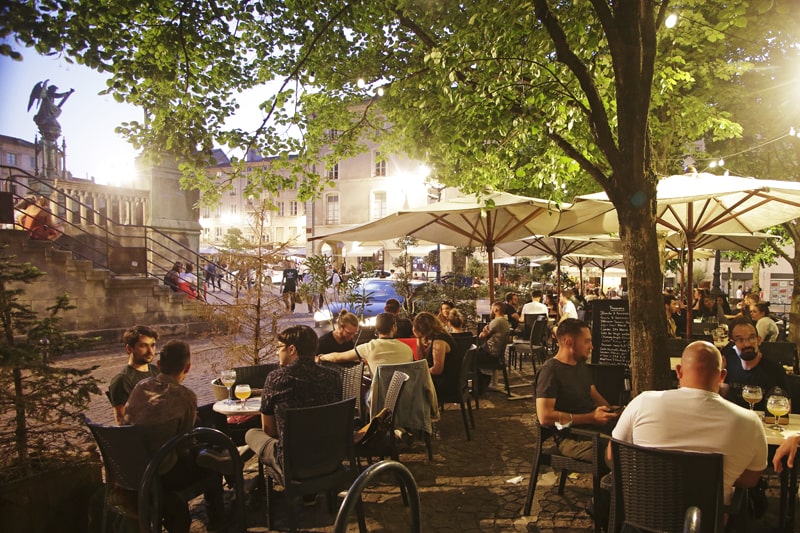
[0,249,100,482]
[4,0,795,391]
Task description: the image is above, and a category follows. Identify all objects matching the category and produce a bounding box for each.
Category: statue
[27,80,74,142]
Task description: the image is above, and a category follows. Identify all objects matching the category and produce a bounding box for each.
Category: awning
[347,243,384,256]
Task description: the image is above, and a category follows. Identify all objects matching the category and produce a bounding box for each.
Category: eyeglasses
[733,336,758,345]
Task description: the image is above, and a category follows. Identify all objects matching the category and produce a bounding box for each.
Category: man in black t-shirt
[108,325,159,425]
[281,260,299,313]
[534,319,619,461]
[723,316,787,410]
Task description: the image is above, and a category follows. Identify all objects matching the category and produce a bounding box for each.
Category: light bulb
[709,161,718,168]
[308,72,316,83]
[357,78,366,89]
[718,158,724,166]
[791,127,796,136]
[665,14,678,28]
[376,87,384,96]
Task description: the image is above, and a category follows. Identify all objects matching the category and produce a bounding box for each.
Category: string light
[665,13,678,28]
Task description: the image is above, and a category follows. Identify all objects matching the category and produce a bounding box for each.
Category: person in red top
[21,195,61,241]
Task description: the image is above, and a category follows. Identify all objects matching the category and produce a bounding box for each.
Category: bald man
[608,341,767,504]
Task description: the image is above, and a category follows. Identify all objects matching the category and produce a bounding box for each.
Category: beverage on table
[220,370,237,405]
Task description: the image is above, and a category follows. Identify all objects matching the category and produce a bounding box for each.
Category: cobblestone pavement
[61,311,791,532]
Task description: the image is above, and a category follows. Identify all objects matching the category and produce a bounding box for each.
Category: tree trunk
[752,263,761,295]
[615,203,670,393]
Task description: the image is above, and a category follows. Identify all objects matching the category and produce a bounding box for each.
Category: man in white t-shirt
[609,340,767,504]
[558,289,579,323]
[521,289,549,316]
[317,312,413,376]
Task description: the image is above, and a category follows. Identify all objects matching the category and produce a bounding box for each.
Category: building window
[229,184,236,196]
[29,156,35,168]
[326,194,340,224]
[215,206,221,217]
[327,163,339,180]
[230,204,237,215]
[374,152,386,177]
[215,227,223,238]
[202,227,210,238]
[290,201,298,216]
[277,201,285,217]
[372,191,387,220]
[203,206,210,218]
[6,153,16,165]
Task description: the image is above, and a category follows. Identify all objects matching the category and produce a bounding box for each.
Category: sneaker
[196,448,234,477]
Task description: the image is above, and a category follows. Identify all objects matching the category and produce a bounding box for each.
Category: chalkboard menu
[590,300,631,365]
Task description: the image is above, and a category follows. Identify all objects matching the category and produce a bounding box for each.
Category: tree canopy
[3,0,797,389]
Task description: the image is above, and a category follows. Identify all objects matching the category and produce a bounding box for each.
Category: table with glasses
[212,397,261,416]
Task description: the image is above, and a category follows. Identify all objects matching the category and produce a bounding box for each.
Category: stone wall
[2,229,208,340]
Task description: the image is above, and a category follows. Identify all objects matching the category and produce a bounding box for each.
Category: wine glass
[234,384,252,409]
[741,385,763,411]
[766,393,791,431]
[220,370,236,405]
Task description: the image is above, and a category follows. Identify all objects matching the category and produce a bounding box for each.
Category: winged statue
[27,80,74,141]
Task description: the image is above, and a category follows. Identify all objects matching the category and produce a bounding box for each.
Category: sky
[0,46,142,186]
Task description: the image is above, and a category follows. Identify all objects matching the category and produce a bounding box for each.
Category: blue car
[321,279,425,322]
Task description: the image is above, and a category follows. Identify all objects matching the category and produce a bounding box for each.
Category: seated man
[501,292,521,330]
[521,289,549,316]
[318,313,413,376]
[246,325,342,488]
[610,341,767,505]
[535,318,619,461]
[384,298,414,338]
[476,302,511,391]
[723,316,787,411]
[108,325,159,425]
[124,340,225,533]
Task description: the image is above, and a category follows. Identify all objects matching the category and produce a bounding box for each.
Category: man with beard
[723,316,787,411]
[108,325,159,425]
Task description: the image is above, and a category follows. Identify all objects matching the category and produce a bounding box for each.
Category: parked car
[318,279,426,324]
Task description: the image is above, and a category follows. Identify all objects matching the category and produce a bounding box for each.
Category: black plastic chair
[527,314,550,373]
[436,345,476,440]
[511,313,545,371]
[589,364,631,407]
[334,460,421,533]
[522,417,605,533]
[139,427,246,533]
[609,438,725,533]
[760,341,798,369]
[320,360,365,424]
[356,370,409,465]
[233,363,278,389]
[260,397,359,532]
[371,360,437,461]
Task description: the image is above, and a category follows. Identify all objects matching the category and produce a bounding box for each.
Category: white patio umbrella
[554,172,800,335]
[312,191,563,302]
[497,235,623,301]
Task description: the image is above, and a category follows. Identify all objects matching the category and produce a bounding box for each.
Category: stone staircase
[1,228,209,343]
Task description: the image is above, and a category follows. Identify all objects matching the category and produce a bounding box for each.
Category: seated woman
[751,302,779,343]
[436,300,455,332]
[448,308,473,339]
[413,311,457,397]
[21,196,61,241]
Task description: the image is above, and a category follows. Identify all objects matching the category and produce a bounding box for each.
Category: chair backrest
[610,438,724,533]
[396,337,418,359]
[371,360,439,435]
[760,341,797,367]
[320,361,364,420]
[283,397,356,481]
[233,363,279,388]
[86,420,152,492]
[520,313,540,339]
[528,314,549,348]
[384,371,410,415]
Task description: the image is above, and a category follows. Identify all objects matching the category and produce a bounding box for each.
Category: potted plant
[0,248,102,532]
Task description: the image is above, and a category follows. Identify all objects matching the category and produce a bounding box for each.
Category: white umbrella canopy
[312,191,562,301]
[554,172,800,334]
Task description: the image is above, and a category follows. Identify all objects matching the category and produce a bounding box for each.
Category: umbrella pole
[685,243,694,338]
[488,244,495,304]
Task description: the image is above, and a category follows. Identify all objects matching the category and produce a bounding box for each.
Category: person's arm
[535,397,617,427]
[113,404,125,426]
[734,468,764,488]
[318,348,359,364]
[773,435,800,473]
[589,385,612,408]
[429,339,449,375]
[262,413,278,437]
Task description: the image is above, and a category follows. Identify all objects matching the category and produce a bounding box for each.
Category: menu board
[590,300,631,365]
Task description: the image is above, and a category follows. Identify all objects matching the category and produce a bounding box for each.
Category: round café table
[212,398,261,416]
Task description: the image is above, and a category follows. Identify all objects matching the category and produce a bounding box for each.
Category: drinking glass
[766,393,790,431]
[220,370,236,405]
[234,384,252,409]
[741,385,763,411]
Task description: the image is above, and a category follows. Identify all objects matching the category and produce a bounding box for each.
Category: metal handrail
[1,164,238,297]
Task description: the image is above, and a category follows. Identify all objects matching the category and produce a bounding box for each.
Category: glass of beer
[742,385,762,411]
[767,393,790,431]
[234,384,252,409]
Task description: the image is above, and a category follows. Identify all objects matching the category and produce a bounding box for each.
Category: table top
[757,412,800,446]
[212,398,261,415]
